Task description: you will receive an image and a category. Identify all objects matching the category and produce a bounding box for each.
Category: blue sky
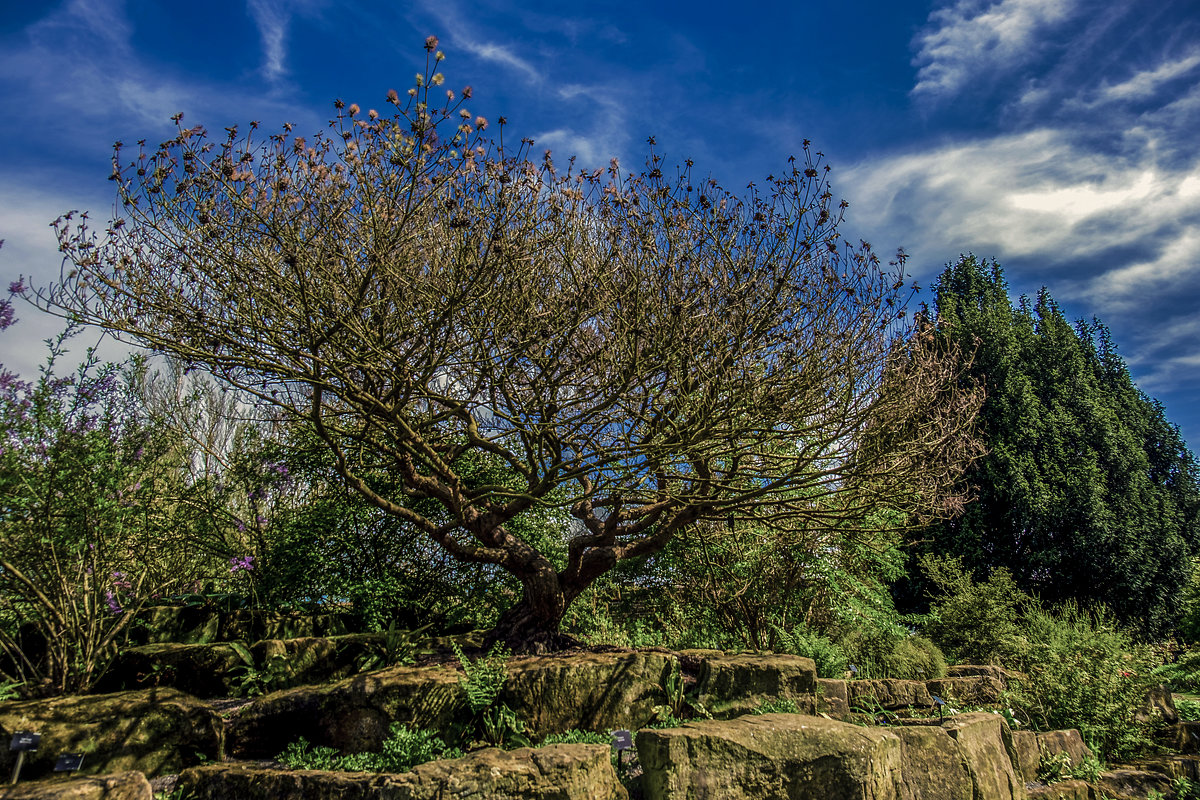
[1,0,1198,448]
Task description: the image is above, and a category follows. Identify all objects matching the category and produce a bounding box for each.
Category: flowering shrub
[0,313,165,693]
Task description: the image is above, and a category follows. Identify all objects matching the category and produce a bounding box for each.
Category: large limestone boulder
[176,744,627,800]
[0,771,151,800]
[1134,685,1178,725]
[1011,729,1040,783]
[99,634,389,698]
[1035,729,1093,770]
[95,642,246,697]
[228,664,464,757]
[1025,779,1090,800]
[501,650,675,737]
[636,713,902,800]
[847,679,933,712]
[946,665,1023,683]
[0,688,223,780]
[940,712,1022,800]
[818,679,851,716]
[637,712,1026,800]
[690,653,817,718]
[926,676,1006,706]
[1095,769,1171,800]
[230,650,676,757]
[892,725,973,800]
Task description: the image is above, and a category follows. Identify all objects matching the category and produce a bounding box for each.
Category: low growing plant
[229,642,294,697]
[451,642,528,748]
[278,723,463,773]
[354,621,433,672]
[752,697,802,715]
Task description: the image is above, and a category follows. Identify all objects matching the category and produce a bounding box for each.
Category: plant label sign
[8,733,39,752]
[610,729,633,751]
[54,753,84,772]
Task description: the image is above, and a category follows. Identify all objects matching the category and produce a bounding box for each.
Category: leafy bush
[772,627,848,678]
[1007,602,1160,761]
[877,635,947,681]
[1175,698,1200,720]
[1152,646,1200,693]
[277,723,462,773]
[920,554,1031,665]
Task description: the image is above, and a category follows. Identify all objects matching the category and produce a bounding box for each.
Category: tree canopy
[909,254,1200,637]
[31,47,982,650]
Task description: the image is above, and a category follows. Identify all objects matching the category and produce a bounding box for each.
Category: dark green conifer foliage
[912,255,1200,637]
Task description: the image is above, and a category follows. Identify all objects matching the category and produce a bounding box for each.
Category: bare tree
[32,43,982,650]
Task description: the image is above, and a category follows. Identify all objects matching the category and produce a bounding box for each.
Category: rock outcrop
[0,688,222,780]
[176,743,627,800]
[0,771,152,800]
[689,652,817,718]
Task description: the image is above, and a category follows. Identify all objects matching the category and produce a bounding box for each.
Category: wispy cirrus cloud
[1100,51,1200,103]
[911,0,1078,102]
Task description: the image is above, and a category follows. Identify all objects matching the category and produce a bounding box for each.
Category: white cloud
[1101,52,1200,102]
[247,0,290,84]
[457,37,541,84]
[1086,229,1200,312]
[843,129,1200,259]
[911,0,1077,100]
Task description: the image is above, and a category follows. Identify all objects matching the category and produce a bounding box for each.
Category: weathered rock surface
[690,653,817,718]
[818,679,851,716]
[229,663,464,757]
[941,712,1022,800]
[1024,779,1089,800]
[1173,721,1200,754]
[501,650,675,737]
[892,725,974,800]
[98,634,396,698]
[0,688,223,780]
[230,650,677,757]
[1095,768,1171,800]
[1035,729,1093,769]
[637,712,1029,800]
[637,713,902,800]
[176,744,627,800]
[926,676,1006,706]
[847,679,934,712]
[1132,754,1200,782]
[0,771,151,800]
[95,642,246,697]
[1011,729,1040,783]
[1134,685,1178,725]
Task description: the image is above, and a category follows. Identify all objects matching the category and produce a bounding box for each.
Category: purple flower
[8,278,24,295]
[229,555,255,574]
[105,589,123,615]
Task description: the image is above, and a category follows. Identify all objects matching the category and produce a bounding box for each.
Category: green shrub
[877,635,948,681]
[772,627,848,678]
[1152,646,1200,693]
[920,554,1031,665]
[1176,698,1200,720]
[1008,602,1159,762]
